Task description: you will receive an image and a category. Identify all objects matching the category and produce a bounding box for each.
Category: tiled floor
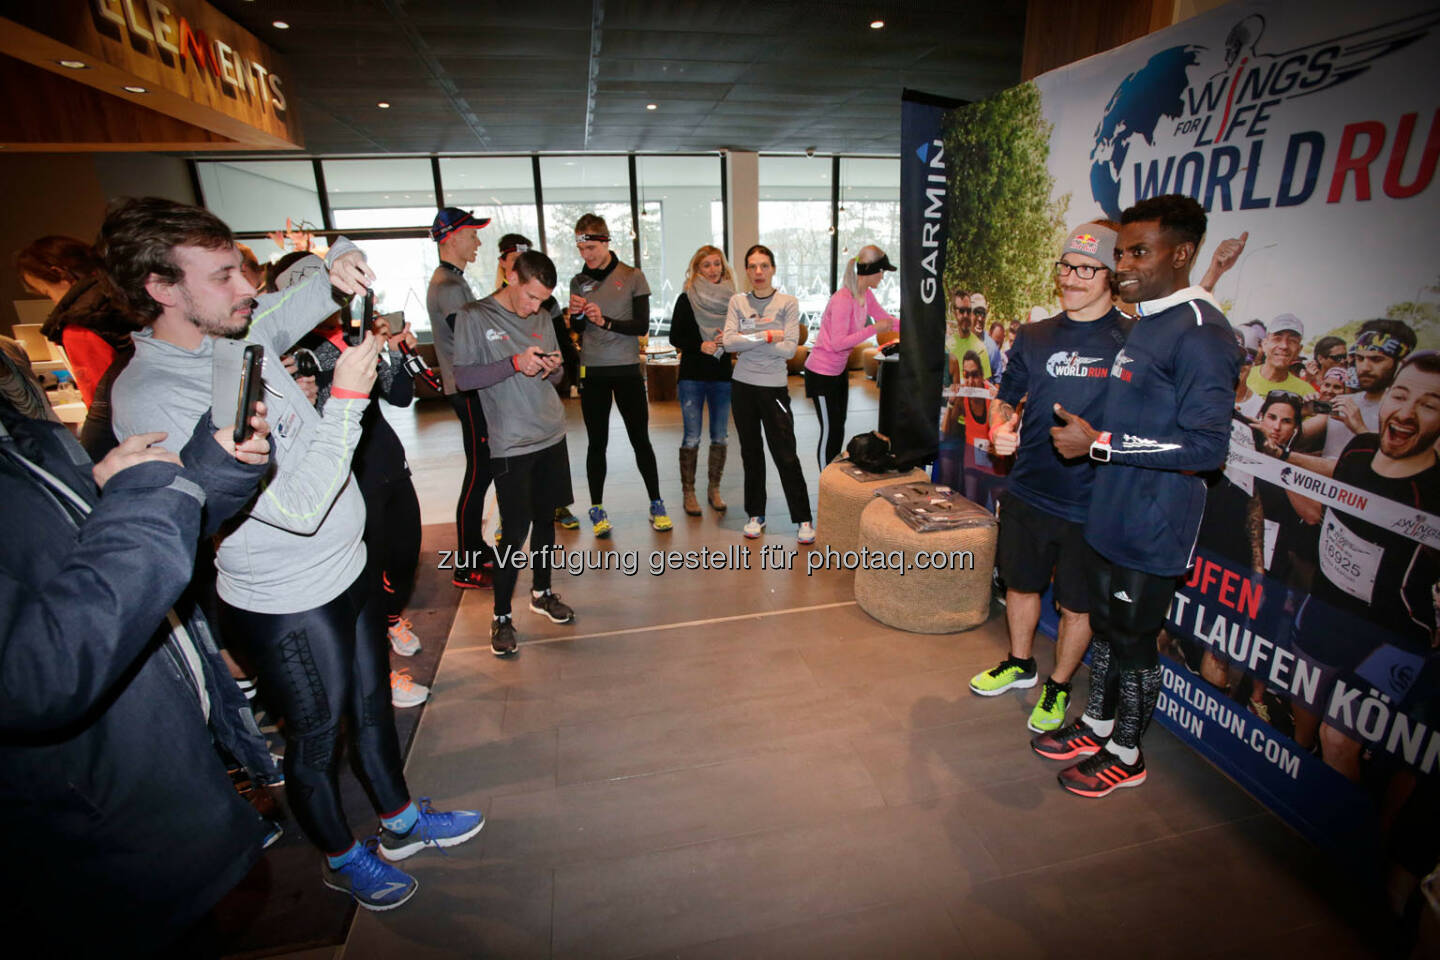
[333,376,1379,958]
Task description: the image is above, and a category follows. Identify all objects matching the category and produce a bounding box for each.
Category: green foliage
[943,82,1070,324]
[1309,276,1440,351]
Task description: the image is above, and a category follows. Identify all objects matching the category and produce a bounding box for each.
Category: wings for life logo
[1088,10,1439,219]
[1045,349,1109,378]
[485,328,509,342]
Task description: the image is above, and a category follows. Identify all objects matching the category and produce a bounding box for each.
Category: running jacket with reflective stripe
[1083,287,1241,576]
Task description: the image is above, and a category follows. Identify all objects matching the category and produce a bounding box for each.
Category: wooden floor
[324,375,1378,959]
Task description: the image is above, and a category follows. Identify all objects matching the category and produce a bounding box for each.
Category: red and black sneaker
[1057,749,1146,798]
[452,568,493,590]
[1030,719,1108,761]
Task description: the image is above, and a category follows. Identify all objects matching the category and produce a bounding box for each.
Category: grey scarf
[688,277,735,339]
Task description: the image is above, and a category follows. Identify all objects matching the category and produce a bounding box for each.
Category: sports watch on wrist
[1090,431,1113,463]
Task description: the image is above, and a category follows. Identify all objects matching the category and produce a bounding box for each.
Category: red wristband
[331,387,369,400]
[511,354,522,371]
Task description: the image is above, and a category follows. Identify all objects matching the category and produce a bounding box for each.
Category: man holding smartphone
[452,250,575,656]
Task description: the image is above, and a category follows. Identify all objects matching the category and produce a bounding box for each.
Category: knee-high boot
[707,442,728,512]
[679,446,701,516]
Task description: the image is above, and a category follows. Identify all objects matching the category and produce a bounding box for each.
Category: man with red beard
[1287,352,1440,780]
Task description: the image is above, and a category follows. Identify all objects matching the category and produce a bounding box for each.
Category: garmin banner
[916,0,1440,867]
[896,89,963,469]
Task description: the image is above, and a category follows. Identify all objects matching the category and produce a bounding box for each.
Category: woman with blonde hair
[802,244,899,468]
[668,244,735,515]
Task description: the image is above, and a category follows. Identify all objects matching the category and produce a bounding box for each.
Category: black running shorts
[996,491,1090,613]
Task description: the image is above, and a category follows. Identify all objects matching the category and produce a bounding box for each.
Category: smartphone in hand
[345,289,374,346]
[212,338,265,442]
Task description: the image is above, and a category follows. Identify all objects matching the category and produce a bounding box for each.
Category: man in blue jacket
[0,387,277,954]
[1035,194,1241,797]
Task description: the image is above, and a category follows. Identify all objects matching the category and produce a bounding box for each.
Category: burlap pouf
[787,344,810,374]
[861,346,880,379]
[816,462,928,554]
[846,343,868,370]
[853,496,998,634]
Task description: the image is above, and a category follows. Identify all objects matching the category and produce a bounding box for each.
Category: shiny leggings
[220,571,409,853]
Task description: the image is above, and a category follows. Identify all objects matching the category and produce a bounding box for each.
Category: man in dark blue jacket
[0,393,278,954]
[1034,194,1241,797]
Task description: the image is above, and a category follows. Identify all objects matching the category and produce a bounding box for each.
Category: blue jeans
[678,379,731,447]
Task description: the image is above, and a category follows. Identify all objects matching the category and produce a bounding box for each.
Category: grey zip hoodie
[112,240,370,614]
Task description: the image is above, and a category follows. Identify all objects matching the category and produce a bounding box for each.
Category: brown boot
[707,442,728,512]
[679,446,702,516]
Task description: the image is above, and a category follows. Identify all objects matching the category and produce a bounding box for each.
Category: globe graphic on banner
[1088,45,1205,219]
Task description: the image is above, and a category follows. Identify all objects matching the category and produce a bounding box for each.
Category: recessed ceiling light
[122,85,149,94]
[377,101,391,109]
[272,20,289,29]
[646,103,657,110]
[870,20,885,29]
[57,59,88,69]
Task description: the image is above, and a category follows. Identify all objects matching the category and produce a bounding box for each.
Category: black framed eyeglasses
[1054,261,1108,280]
[1321,352,1346,363]
[952,305,972,315]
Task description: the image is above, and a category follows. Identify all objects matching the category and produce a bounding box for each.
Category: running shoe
[321,840,418,911]
[969,657,1038,696]
[650,499,674,532]
[1058,748,1147,798]
[743,516,766,539]
[378,798,485,862]
[589,505,612,539]
[529,591,575,624]
[452,568,493,590]
[390,670,430,709]
[388,617,421,657]
[491,618,518,657]
[555,506,581,530]
[1030,718,1108,761]
[797,521,816,545]
[1027,679,1071,733]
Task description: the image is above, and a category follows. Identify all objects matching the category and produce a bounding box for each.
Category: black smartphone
[345,288,374,346]
[234,344,265,444]
[1311,400,1333,415]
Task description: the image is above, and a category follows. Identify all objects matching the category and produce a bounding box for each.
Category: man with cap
[1300,318,1417,459]
[1246,313,1315,399]
[426,207,496,589]
[1042,194,1240,798]
[970,221,1130,736]
[969,291,1004,382]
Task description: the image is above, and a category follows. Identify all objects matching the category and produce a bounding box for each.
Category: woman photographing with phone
[723,244,814,544]
[568,214,670,536]
[802,244,898,469]
[668,245,735,516]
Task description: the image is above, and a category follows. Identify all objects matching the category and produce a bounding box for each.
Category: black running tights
[580,374,661,503]
[220,572,410,854]
[1080,547,1172,750]
[451,391,495,567]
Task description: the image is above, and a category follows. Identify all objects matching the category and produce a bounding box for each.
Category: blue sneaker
[377,798,485,862]
[321,840,418,911]
[589,505,612,539]
[649,499,673,532]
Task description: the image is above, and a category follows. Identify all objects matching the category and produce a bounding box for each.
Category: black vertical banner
[893,89,964,469]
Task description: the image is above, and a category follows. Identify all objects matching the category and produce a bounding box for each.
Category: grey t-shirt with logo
[570,260,650,369]
[452,294,566,458]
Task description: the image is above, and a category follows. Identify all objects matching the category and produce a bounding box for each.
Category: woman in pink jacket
[802,245,899,468]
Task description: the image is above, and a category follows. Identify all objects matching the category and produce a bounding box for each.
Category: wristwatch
[1090,431,1113,463]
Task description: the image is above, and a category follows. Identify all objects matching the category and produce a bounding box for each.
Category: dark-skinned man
[1034,194,1240,798]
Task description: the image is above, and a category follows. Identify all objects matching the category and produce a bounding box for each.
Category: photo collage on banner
[909,0,1440,863]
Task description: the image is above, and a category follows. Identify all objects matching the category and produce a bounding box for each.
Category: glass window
[195,160,323,234]
[540,156,634,294]
[758,155,833,323]
[636,155,725,336]
[351,237,438,339]
[438,156,539,296]
[838,158,902,314]
[322,158,437,229]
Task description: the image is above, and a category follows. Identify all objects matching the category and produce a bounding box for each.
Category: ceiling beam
[584,0,605,149]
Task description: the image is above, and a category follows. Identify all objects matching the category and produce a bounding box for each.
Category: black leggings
[219,572,409,854]
[360,471,421,619]
[492,442,571,616]
[451,392,495,567]
[730,380,812,523]
[1081,547,1174,750]
[580,373,660,503]
[804,369,849,470]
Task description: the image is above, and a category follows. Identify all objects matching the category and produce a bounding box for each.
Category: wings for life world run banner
[900,0,1440,867]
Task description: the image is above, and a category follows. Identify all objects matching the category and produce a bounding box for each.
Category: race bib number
[1318,509,1382,604]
